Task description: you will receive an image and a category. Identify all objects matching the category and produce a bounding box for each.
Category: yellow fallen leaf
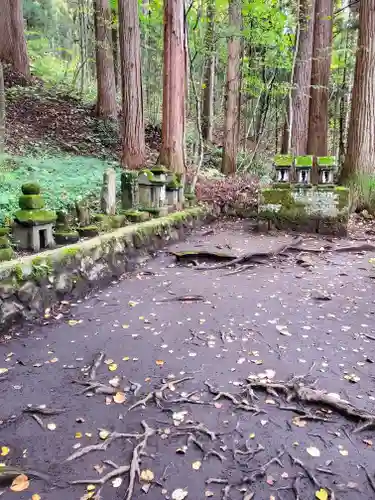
[249,433,255,439]
[122,324,130,329]
[192,460,201,470]
[339,449,348,456]
[156,360,164,366]
[32,495,41,500]
[145,377,151,382]
[75,432,82,439]
[68,319,81,326]
[315,488,328,500]
[47,423,56,431]
[10,474,29,492]
[128,301,138,307]
[0,368,8,375]
[85,433,92,438]
[140,469,154,482]
[292,417,307,428]
[87,484,96,492]
[1,446,9,456]
[99,430,110,440]
[108,363,117,372]
[139,316,145,320]
[122,356,130,361]
[50,357,59,363]
[113,392,126,404]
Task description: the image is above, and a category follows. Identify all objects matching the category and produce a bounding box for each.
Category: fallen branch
[157,295,206,303]
[289,454,319,487]
[128,377,193,411]
[23,406,66,416]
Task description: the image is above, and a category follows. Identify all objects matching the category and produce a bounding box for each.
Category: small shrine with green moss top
[12,182,57,251]
[258,155,350,235]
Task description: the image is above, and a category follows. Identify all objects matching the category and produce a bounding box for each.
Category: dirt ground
[1,220,375,500]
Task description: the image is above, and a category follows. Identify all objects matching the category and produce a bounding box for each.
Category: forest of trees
[0,0,373,188]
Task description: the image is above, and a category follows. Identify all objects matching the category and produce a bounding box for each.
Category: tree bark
[307,0,333,156]
[112,11,120,90]
[0,62,5,154]
[0,0,30,78]
[221,0,242,175]
[202,0,216,143]
[158,0,186,174]
[340,0,375,182]
[118,0,146,169]
[291,0,315,155]
[94,0,117,120]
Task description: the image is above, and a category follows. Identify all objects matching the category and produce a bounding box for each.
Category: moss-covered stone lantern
[295,156,313,185]
[12,182,57,252]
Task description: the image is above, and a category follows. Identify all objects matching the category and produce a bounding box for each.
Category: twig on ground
[289,454,319,487]
[157,295,206,302]
[242,447,285,483]
[128,377,193,411]
[176,422,216,440]
[360,464,375,493]
[70,465,130,486]
[129,381,142,397]
[31,414,44,429]
[23,406,66,415]
[72,379,117,396]
[206,478,229,485]
[234,443,264,462]
[205,381,263,414]
[89,351,105,381]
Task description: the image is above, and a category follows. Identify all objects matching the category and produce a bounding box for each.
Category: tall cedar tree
[202,0,216,142]
[0,0,30,78]
[118,0,146,169]
[340,0,375,183]
[159,0,187,174]
[307,0,333,157]
[221,0,242,175]
[290,0,315,155]
[94,0,117,120]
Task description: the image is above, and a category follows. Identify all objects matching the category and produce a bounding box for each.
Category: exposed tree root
[246,377,375,431]
[289,454,319,487]
[175,422,217,440]
[124,421,155,500]
[157,294,206,302]
[31,413,44,429]
[70,465,130,486]
[196,237,303,271]
[23,406,66,416]
[242,447,285,483]
[234,443,264,463]
[360,464,375,493]
[205,381,263,414]
[128,377,193,411]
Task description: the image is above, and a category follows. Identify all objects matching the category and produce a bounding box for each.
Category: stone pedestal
[101,168,117,215]
[121,171,139,209]
[167,188,179,209]
[138,171,167,215]
[13,222,55,252]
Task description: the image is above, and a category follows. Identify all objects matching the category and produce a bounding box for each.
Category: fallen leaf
[75,432,82,439]
[265,398,276,405]
[47,423,56,431]
[172,488,188,500]
[343,373,360,383]
[112,477,123,488]
[87,485,96,492]
[99,430,110,440]
[128,301,138,307]
[292,417,307,428]
[108,363,118,372]
[50,357,59,363]
[266,475,275,485]
[156,360,164,366]
[315,488,328,500]
[113,392,126,404]
[205,491,214,497]
[1,446,9,456]
[10,474,29,492]
[192,460,201,470]
[347,482,358,489]
[122,324,130,329]
[109,376,120,387]
[32,495,41,500]
[307,446,320,457]
[140,469,154,482]
[0,368,9,375]
[122,356,130,361]
[276,325,291,336]
[363,439,373,446]
[339,449,348,456]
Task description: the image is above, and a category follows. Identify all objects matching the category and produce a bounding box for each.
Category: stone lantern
[273,155,293,183]
[317,156,336,184]
[295,156,313,185]
[12,182,57,252]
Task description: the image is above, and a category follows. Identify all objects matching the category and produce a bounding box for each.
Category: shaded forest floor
[1,221,375,499]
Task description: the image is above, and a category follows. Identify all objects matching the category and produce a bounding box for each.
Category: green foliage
[0,155,121,223]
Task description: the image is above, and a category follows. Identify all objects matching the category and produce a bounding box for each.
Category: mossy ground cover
[0,154,121,224]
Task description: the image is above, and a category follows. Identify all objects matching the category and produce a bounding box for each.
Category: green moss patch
[0,248,15,262]
[317,156,336,167]
[0,228,10,236]
[21,182,41,195]
[295,155,313,167]
[78,226,99,238]
[0,236,10,249]
[274,154,293,167]
[54,231,80,245]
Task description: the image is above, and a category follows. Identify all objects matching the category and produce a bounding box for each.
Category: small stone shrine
[13,182,57,252]
[138,167,168,217]
[258,155,350,235]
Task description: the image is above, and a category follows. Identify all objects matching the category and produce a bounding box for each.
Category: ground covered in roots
[1,220,375,500]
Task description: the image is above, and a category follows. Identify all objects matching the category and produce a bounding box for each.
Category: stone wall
[0,208,208,333]
[258,186,350,235]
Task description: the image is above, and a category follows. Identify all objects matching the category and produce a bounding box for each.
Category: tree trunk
[202,0,216,143]
[290,0,315,155]
[118,0,146,169]
[307,0,333,156]
[158,0,186,174]
[94,0,117,120]
[0,0,30,78]
[112,11,120,90]
[221,0,242,175]
[0,62,5,154]
[340,0,375,183]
